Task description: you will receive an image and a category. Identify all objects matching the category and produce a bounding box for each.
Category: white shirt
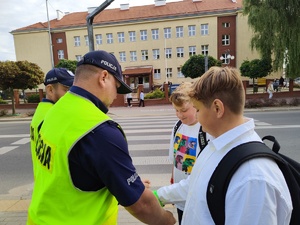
[159,118,292,225]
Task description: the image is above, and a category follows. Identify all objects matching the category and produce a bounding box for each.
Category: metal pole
[46,0,54,68]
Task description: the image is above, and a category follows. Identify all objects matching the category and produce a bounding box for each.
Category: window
[176,26,183,38]
[154,69,161,79]
[222,35,230,45]
[177,67,184,78]
[58,50,64,59]
[140,30,147,41]
[141,50,148,60]
[177,47,184,58]
[95,34,102,45]
[189,46,196,56]
[118,32,125,43]
[56,38,63,43]
[74,36,80,47]
[222,22,230,28]
[188,25,196,36]
[165,48,172,58]
[152,29,159,40]
[201,45,209,56]
[130,51,137,61]
[153,49,160,60]
[75,55,82,61]
[107,33,113,44]
[166,68,172,78]
[201,24,209,36]
[164,27,171,39]
[129,31,136,42]
[119,51,126,62]
[84,35,89,46]
[220,53,230,64]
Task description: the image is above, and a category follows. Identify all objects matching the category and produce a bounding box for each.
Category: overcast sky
[0,0,181,61]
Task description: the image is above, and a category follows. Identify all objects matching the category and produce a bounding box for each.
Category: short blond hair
[169,82,192,107]
[189,67,245,114]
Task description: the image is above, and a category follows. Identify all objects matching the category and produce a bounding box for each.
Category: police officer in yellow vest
[30,68,74,178]
[27,50,176,225]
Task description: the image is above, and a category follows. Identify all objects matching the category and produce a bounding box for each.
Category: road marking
[11,138,30,145]
[0,134,29,138]
[0,146,19,155]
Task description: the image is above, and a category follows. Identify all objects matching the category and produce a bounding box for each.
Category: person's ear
[98,70,108,87]
[212,99,224,118]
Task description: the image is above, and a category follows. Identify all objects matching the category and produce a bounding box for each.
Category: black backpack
[173,120,208,152]
[207,135,300,225]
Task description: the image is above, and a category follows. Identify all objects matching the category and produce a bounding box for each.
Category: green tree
[240,58,272,93]
[55,59,78,73]
[243,0,300,78]
[0,60,44,114]
[181,54,221,79]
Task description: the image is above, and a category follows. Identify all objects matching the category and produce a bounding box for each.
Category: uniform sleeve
[69,121,145,207]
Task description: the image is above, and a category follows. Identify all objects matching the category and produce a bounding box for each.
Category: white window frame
[201,24,209,36]
[130,51,137,61]
[140,30,147,41]
[118,32,125,43]
[177,47,184,58]
[222,35,230,46]
[177,67,184,78]
[154,69,161,79]
[201,45,209,56]
[58,50,64,59]
[166,68,172,78]
[164,27,171,39]
[75,55,82,61]
[129,31,136,42]
[119,51,126,62]
[152,29,159,40]
[222,22,230,28]
[153,49,160,60]
[56,38,63,43]
[74,36,80,47]
[165,48,172,58]
[141,50,148,60]
[95,34,102,45]
[107,33,113,44]
[84,35,89,46]
[188,25,196,36]
[176,26,183,38]
[189,46,196,56]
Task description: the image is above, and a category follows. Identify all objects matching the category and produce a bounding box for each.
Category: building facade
[11,0,266,92]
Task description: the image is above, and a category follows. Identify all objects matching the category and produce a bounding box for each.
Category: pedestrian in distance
[267,80,274,99]
[155,66,292,225]
[139,90,145,107]
[166,81,212,224]
[27,50,176,225]
[30,68,74,176]
[126,92,132,107]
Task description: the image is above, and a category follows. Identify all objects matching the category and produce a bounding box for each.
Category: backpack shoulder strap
[206,141,290,225]
[173,120,182,138]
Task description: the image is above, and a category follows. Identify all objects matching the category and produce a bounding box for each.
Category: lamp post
[220,49,235,65]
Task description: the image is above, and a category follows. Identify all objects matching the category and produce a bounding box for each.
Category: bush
[145,89,165,99]
[278,99,287,106]
[0,109,8,116]
[289,98,299,106]
[263,98,279,107]
[27,94,40,103]
[0,98,7,104]
[245,98,264,108]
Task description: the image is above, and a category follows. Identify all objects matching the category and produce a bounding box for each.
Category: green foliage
[243,0,300,78]
[240,58,272,79]
[181,54,221,79]
[0,98,7,104]
[27,94,40,103]
[0,109,8,116]
[55,59,78,73]
[145,88,164,99]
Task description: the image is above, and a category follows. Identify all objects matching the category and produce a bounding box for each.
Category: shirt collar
[69,86,108,114]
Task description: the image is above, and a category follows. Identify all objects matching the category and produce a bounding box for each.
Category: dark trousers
[127,98,131,106]
[139,99,144,107]
[177,208,183,225]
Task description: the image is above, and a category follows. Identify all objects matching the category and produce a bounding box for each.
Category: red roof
[11,0,242,33]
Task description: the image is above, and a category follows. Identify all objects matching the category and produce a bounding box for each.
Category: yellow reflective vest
[27,92,118,225]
